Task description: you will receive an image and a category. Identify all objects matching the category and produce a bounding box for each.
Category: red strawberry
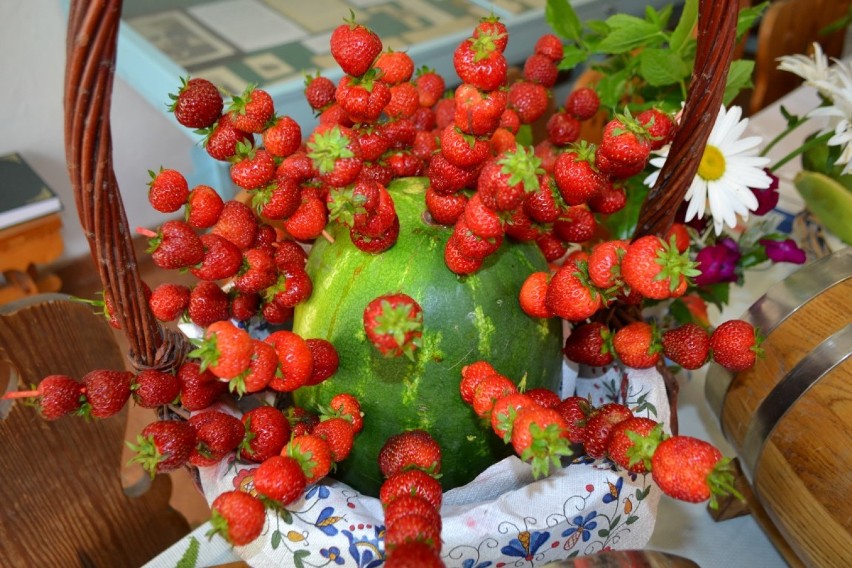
[478,145,543,212]
[588,239,629,290]
[441,126,489,169]
[273,239,308,269]
[203,113,253,162]
[545,262,602,322]
[363,293,423,359]
[651,435,738,507]
[212,200,259,250]
[127,420,196,476]
[710,320,764,372]
[232,248,275,295]
[384,541,444,567]
[81,370,133,419]
[534,231,568,262]
[229,291,261,323]
[379,429,442,478]
[176,361,227,412]
[519,271,552,319]
[313,417,355,462]
[329,14,383,78]
[588,181,627,214]
[553,206,597,244]
[190,320,254,380]
[508,80,549,124]
[189,410,245,464]
[148,283,190,322]
[385,82,420,119]
[564,88,600,121]
[453,84,507,136]
[187,280,230,327]
[305,338,340,386]
[553,145,604,205]
[276,150,315,183]
[307,124,363,187]
[191,233,244,282]
[262,115,301,158]
[304,72,336,111]
[328,392,364,433]
[534,34,564,62]
[546,110,581,146]
[284,193,329,242]
[443,234,483,275]
[471,373,518,418]
[168,76,223,129]
[563,322,614,367]
[384,494,442,531]
[253,454,307,506]
[132,369,180,408]
[228,86,274,133]
[384,513,442,553]
[415,67,446,108]
[490,392,537,442]
[350,217,400,254]
[235,339,279,394]
[662,323,711,370]
[664,223,691,253]
[637,108,677,150]
[208,490,266,546]
[239,406,289,463]
[425,188,466,225]
[185,184,224,229]
[510,406,572,478]
[147,168,189,213]
[596,114,652,179]
[612,321,662,369]
[459,360,499,405]
[453,36,508,92]
[375,49,415,85]
[143,220,203,271]
[386,150,423,178]
[525,388,561,409]
[554,396,592,444]
[523,53,558,88]
[622,235,699,300]
[382,117,418,149]
[582,402,632,459]
[380,469,443,509]
[473,14,508,52]
[335,73,391,123]
[287,433,333,484]
[606,416,663,473]
[265,331,314,392]
[1,375,83,420]
[286,406,320,437]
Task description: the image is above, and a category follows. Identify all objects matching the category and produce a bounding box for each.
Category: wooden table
[0,214,63,305]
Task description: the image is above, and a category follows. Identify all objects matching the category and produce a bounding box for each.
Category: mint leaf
[595,67,632,111]
[670,0,698,53]
[545,0,582,42]
[640,48,690,86]
[737,2,769,39]
[557,44,589,71]
[724,60,755,105]
[596,18,663,54]
[176,536,200,568]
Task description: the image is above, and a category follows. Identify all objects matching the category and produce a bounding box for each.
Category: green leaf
[558,44,589,71]
[516,124,534,148]
[637,485,652,500]
[695,282,730,311]
[610,514,622,529]
[271,529,282,549]
[599,528,610,537]
[545,0,583,42]
[626,515,640,525]
[176,536,200,568]
[293,550,310,568]
[723,60,755,105]
[737,2,769,39]
[639,48,691,86]
[597,17,663,54]
[670,0,698,53]
[595,67,632,111]
[668,298,696,326]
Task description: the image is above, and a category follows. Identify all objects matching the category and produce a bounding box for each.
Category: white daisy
[777,42,833,97]
[808,58,852,175]
[644,104,772,234]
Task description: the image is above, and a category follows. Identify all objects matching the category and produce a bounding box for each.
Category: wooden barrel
[706,246,852,568]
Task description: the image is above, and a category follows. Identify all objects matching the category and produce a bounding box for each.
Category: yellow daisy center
[697,144,726,181]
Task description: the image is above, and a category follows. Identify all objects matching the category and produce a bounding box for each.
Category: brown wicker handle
[64,0,189,371]
[634,0,739,237]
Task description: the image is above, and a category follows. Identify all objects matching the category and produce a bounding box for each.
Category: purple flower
[760,238,806,264]
[694,238,741,286]
[751,168,780,216]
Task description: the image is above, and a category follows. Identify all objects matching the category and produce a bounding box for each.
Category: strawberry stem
[136,227,158,238]
[1,389,39,400]
[322,229,336,244]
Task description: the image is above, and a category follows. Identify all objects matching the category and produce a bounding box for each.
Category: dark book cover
[0,153,63,230]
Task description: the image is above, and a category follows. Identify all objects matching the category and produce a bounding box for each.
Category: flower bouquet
[2,0,814,566]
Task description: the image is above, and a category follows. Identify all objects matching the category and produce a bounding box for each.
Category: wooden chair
[750,0,851,114]
[0,294,190,567]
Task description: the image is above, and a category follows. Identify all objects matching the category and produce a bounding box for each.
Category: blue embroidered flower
[462,559,492,568]
[314,506,340,536]
[342,526,384,568]
[602,477,623,504]
[320,546,345,565]
[562,512,598,542]
[500,530,550,561]
[305,484,331,500]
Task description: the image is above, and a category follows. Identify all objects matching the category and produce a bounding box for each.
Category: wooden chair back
[0,294,189,567]
[750,0,851,114]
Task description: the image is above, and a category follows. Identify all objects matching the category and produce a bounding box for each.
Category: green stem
[759,115,810,157]
[770,130,834,172]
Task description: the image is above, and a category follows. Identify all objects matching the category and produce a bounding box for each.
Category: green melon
[292,176,563,497]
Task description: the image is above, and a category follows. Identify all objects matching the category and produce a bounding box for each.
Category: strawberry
[415,67,446,108]
[588,239,628,290]
[229,291,261,323]
[350,217,400,254]
[535,231,568,262]
[463,192,504,240]
[287,433,333,484]
[664,223,691,254]
[286,406,320,437]
[508,80,549,124]
[534,33,564,62]
[203,113,253,162]
[386,151,424,178]
[132,369,180,408]
[384,494,442,531]
[564,88,600,121]
[651,435,738,507]
[227,86,274,133]
[265,330,314,392]
[523,175,561,224]
[582,402,632,459]
[588,180,627,214]
[328,392,364,433]
[313,417,355,462]
[554,396,592,444]
[168,76,223,129]
[284,193,329,242]
[384,541,444,567]
[546,110,581,146]
[453,35,508,92]
[148,282,190,322]
[363,293,423,359]
[425,152,474,196]
[1,375,83,420]
[273,239,308,269]
[335,73,391,123]
[552,206,597,244]
[208,490,266,546]
[304,72,336,111]
[383,513,442,553]
[307,124,363,187]
[212,200,259,250]
[622,235,700,300]
[441,126,489,169]
[545,262,602,322]
[385,82,420,119]
[612,321,662,369]
[176,361,227,411]
[637,107,677,150]
[239,406,290,463]
[606,416,663,473]
[471,373,518,418]
[382,117,418,149]
[190,320,254,380]
[329,13,382,78]
[379,429,442,478]
[185,184,224,230]
[662,323,711,370]
[451,218,502,260]
[128,420,196,477]
[459,360,499,405]
[233,339,278,394]
[519,271,552,318]
[710,320,763,372]
[260,300,293,325]
[523,53,558,88]
[562,322,614,367]
[596,113,652,179]
[453,84,507,136]
[305,338,340,386]
[143,220,203,271]
[525,387,561,409]
[375,48,415,85]
[425,188,466,225]
[380,469,443,509]
[553,145,604,206]
[276,150,315,183]
[191,234,242,282]
[262,115,301,158]
[253,454,307,506]
[189,411,244,467]
[187,280,230,327]
[510,406,572,478]
[147,168,189,213]
[490,392,537,442]
[80,370,133,419]
[478,145,543,212]
[473,14,508,52]
[232,248,275,295]
[443,232,483,275]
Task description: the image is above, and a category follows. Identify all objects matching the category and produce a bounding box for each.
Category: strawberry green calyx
[655,237,701,292]
[307,126,356,175]
[624,424,667,472]
[231,139,257,163]
[467,33,500,62]
[328,186,368,227]
[499,143,544,194]
[706,457,743,510]
[522,422,573,479]
[206,509,234,543]
[572,140,598,167]
[610,108,652,142]
[188,335,221,373]
[126,434,165,478]
[372,299,423,360]
[227,83,259,117]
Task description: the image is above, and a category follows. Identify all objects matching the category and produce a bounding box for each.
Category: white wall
[0,0,196,264]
